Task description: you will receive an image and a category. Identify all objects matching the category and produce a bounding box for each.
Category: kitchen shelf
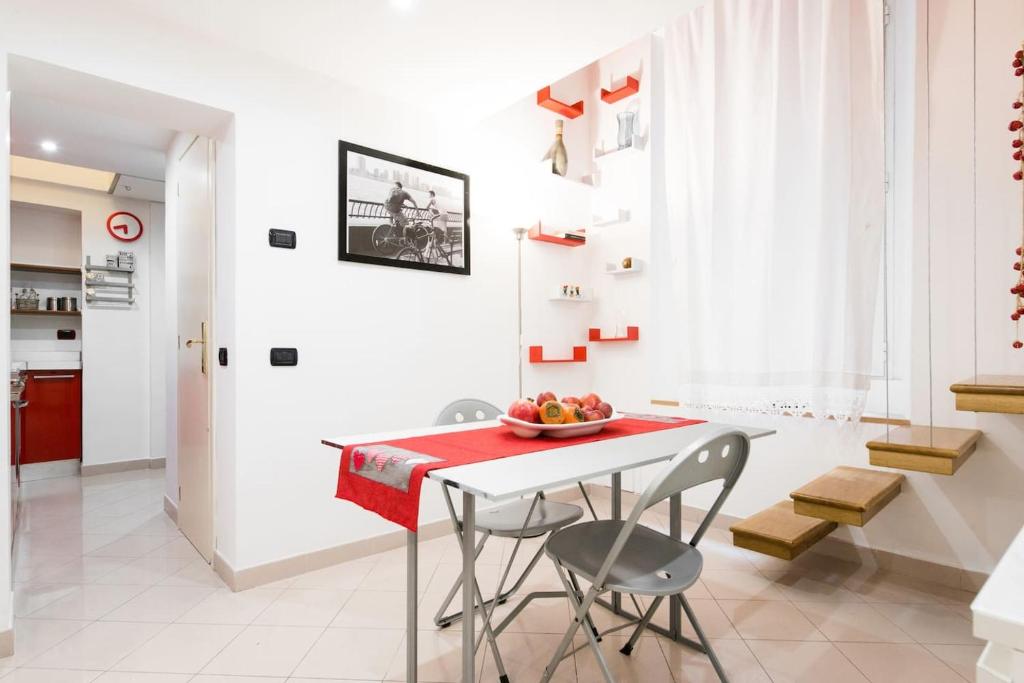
[593,209,630,227]
[537,86,584,119]
[11,263,81,276]
[600,76,640,104]
[589,326,639,342]
[605,260,643,275]
[594,135,645,160]
[529,346,587,363]
[528,224,586,247]
[11,309,81,317]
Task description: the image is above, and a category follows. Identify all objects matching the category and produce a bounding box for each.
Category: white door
[177,136,215,561]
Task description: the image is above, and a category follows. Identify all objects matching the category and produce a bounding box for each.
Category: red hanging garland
[1011,46,1024,349]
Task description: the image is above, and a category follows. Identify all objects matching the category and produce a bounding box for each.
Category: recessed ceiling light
[40,140,58,153]
[391,0,416,11]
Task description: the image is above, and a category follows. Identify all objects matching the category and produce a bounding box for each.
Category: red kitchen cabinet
[22,370,82,464]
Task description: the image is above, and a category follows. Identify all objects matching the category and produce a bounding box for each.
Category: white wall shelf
[594,135,646,160]
[605,259,644,275]
[593,209,630,227]
[538,160,599,187]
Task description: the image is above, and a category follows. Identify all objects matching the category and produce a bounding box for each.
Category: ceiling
[11,91,175,180]
[117,0,701,120]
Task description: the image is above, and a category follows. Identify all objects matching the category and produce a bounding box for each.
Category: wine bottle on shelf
[543,120,569,176]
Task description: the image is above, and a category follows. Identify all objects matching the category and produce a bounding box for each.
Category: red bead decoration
[1015,171,1024,181]
[1014,313,1021,321]
[1018,246,1023,255]
[1015,262,1022,270]
[1015,341,1024,349]
[1015,101,1024,109]
[1011,120,1024,131]
[1014,139,1024,148]
[1016,59,1024,68]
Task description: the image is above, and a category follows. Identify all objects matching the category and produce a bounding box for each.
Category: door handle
[32,375,75,380]
[185,321,208,375]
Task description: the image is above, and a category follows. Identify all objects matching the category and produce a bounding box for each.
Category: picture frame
[338,140,470,275]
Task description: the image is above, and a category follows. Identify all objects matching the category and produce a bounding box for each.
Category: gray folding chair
[432,399,587,632]
[539,427,751,683]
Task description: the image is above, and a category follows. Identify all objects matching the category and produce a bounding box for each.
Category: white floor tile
[111,623,244,673]
[199,625,323,678]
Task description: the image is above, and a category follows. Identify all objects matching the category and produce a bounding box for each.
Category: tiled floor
[2,469,982,682]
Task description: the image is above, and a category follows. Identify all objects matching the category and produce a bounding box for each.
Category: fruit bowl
[499,412,623,439]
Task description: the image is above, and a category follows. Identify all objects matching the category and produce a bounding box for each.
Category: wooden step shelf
[730,501,837,561]
[790,466,904,527]
[867,425,982,475]
[528,346,587,364]
[589,326,639,342]
[950,375,1024,414]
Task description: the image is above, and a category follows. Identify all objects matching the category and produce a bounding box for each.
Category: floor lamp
[513,226,527,398]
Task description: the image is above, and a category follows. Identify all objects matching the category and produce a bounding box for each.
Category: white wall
[0,0,514,573]
[10,178,158,468]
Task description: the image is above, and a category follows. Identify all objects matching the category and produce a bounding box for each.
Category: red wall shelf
[537,86,584,119]
[589,326,640,342]
[601,76,640,104]
[529,346,588,363]
[528,224,586,247]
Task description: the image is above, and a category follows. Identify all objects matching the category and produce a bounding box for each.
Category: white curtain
[653,0,885,420]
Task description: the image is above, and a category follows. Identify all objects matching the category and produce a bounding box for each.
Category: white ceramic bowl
[498,411,623,438]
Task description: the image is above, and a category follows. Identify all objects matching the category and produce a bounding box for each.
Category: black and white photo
[338,140,469,275]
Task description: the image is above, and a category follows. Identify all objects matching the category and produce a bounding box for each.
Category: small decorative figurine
[622,257,633,270]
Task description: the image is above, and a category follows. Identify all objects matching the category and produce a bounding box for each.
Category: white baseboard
[0,626,12,658]
[81,457,166,476]
[163,495,178,524]
[214,486,584,592]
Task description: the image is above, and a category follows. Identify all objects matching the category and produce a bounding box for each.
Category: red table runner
[334,416,705,531]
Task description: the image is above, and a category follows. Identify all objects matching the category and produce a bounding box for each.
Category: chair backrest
[590,427,750,589]
[434,398,502,426]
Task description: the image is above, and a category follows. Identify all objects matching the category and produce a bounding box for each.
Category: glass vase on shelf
[616,110,637,150]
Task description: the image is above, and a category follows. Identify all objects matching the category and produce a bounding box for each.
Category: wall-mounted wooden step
[730,501,837,560]
[950,375,1024,414]
[790,466,904,527]
[867,426,982,475]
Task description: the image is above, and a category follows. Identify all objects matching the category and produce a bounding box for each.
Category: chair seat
[472,499,584,538]
[545,520,703,596]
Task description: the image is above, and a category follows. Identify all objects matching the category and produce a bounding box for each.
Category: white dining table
[323,418,775,683]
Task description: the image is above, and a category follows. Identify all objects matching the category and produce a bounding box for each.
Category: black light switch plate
[270,347,298,366]
[218,347,228,366]
[269,229,296,249]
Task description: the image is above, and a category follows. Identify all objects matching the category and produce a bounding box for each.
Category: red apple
[561,396,582,406]
[581,393,601,409]
[597,401,613,418]
[508,399,540,423]
[536,391,557,406]
[584,409,603,422]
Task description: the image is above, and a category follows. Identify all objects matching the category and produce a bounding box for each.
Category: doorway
[4,56,233,570]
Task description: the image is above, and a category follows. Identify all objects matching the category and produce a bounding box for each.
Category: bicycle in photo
[394,221,453,267]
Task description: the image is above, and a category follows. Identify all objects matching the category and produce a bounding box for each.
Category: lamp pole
[513,226,528,398]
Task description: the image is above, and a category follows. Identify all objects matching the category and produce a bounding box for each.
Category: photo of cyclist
[385,181,417,230]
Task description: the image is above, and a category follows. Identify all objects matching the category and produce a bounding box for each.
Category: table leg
[669,493,682,639]
[611,472,622,614]
[462,492,476,683]
[407,529,417,683]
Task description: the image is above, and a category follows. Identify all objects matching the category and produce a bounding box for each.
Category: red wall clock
[106,211,144,242]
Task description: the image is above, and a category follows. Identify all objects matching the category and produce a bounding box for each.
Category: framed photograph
[338,140,470,275]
